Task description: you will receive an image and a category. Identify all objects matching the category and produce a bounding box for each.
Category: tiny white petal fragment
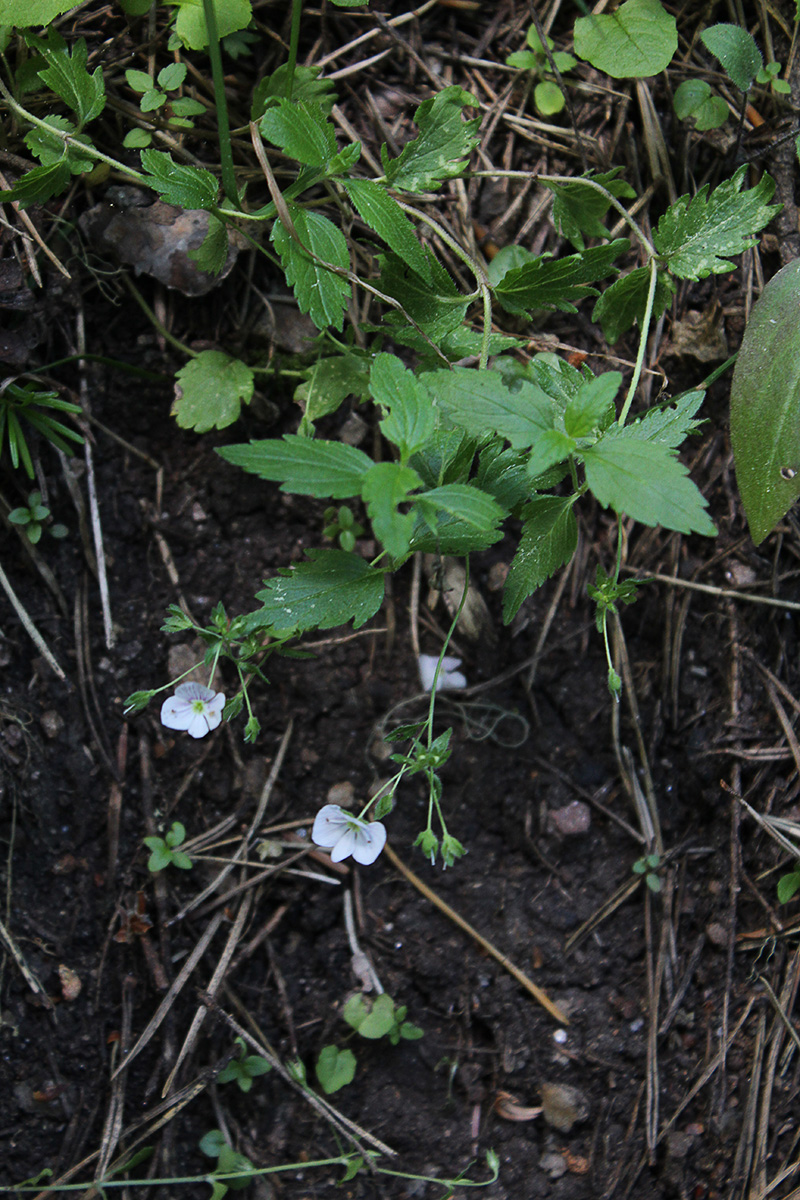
[418,653,468,692]
[160,681,226,739]
[311,804,387,866]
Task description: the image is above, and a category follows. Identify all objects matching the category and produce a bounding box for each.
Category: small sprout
[323,504,364,551]
[160,682,226,739]
[312,805,387,866]
[633,852,662,893]
[217,1038,272,1092]
[8,491,66,545]
[315,1044,356,1094]
[505,27,575,117]
[343,992,424,1045]
[144,821,193,872]
[777,867,800,905]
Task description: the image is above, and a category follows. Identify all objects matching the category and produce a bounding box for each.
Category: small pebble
[539,1152,568,1179]
[549,800,591,836]
[540,1082,589,1132]
[40,711,64,739]
[327,781,355,809]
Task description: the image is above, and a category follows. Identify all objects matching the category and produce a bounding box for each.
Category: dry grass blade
[751,949,800,1197]
[763,679,800,779]
[0,559,66,679]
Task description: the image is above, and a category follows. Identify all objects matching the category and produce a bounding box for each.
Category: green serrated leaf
[254,549,385,631]
[272,205,350,331]
[140,148,219,209]
[24,115,94,173]
[574,0,677,79]
[361,461,421,559]
[526,428,576,479]
[187,214,228,275]
[413,484,505,539]
[503,496,578,622]
[173,352,254,432]
[582,433,717,535]
[1,157,71,207]
[259,99,337,166]
[377,251,467,339]
[654,165,778,281]
[382,86,480,193]
[217,435,371,498]
[34,31,105,125]
[592,267,675,344]
[170,0,252,51]
[701,24,762,92]
[564,372,621,436]
[344,178,432,283]
[731,258,800,545]
[3,0,81,25]
[474,443,530,511]
[624,391,705,448]
[295,355,371,430]
[544,169,636,250]
[370,353,436,462]
[425,365,555,448]
[493,239,629,315]
[673,79,729,131]
[251,64,336,120]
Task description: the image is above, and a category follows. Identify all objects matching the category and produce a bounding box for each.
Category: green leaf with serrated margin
[731,258,800,545]
[544,169,636,250]
[493,239,629,315]
[592,267,675,344]
[564,372,621,437]
[1,157,71,207]
[370,353,436,463]
[653,166,778,281]
[382,86,480,193]
[218,435,371,498]
[272,205,350,331]
[425,365,555,448]
[24,115,94,173]
[574,0,677,79]
[140,148,219,209]
[344,178,432,283]
[377,251,467,339]
[503,497,578,622]
[361,462,421,559]
[259,100,337,166]
[251,65,336,120]
[187,215,229,275]
[295,355,371,430]
[582,435,716,535]
[526,429,576,479]
[3,0,80,25]
[33,31,105,125]
[701,24,762,92]
[413,484,505,536]
[170,0,252,51]
[474,443,530,511]
[624,391,705,448]
[173,351,253,431]
[254,549,385,631]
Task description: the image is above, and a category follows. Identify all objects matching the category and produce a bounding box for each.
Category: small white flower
[418,653,467,692]
[312,804,387,865]
[160,682,226,739]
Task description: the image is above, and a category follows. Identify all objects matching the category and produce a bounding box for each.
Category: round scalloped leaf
[574,0,677,79]
[731,258,800,545]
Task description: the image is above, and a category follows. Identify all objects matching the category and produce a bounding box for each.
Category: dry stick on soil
[161,890,253,1097]
[106,723,128,884]
[74,578,118,778]
[751,949,800,1195]
[382,843,568,1024]
[631,570,800,615]
[0,559,66,679]
[95,974,136,1180]
[731,1006,767,1197]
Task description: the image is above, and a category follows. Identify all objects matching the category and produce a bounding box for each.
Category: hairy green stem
[617,257,658,426]
[201,0,238,205]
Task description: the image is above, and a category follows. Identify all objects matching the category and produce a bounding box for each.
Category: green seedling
[199,1129,255,1198]
[506,27,575,116]
[124,61,206,147]
[633,853,662,894]
[217,1038,272,1092]
[315,1044,356,1094]
[144,821,193,872]
[0,383,83,478]
[323,504,365,551]
[343,992,424,1045]
[8,491,67,544]
[777,866,800,905]
[677,24,790,133]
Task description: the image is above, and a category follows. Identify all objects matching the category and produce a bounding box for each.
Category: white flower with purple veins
[160,682,226,739]
[418,654,467,692]
[312,805,387,865]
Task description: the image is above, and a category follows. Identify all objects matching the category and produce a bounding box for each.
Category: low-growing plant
[143,820,193,872]
[343,991,424,1044]
[8,491,67,544]
[217,1038,272,1092]
[505,27,576,117]
[0,382,83,479]
[632,852,662,894]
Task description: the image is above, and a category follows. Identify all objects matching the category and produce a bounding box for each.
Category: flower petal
[330,827,359,863]
[312,804,350,848]
[350,821,387,865]
[418,654,466,692]
[161,697,195,731]
[186,710,213,738]
[174,682,217,702]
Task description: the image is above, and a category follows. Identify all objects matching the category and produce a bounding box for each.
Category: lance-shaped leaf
[654,166,778,281]
[361,462,421,560]
[493,239,629,315]
[582,433,716,536]
[272,205,350,330]
[370,353,436,462]
[731,258,800,545]
[503,497,578,622]
[217,435,372,498]
[254,549,385,631]
[344,178,432,283]
[381,86,480,193]
[425,366,555,448]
